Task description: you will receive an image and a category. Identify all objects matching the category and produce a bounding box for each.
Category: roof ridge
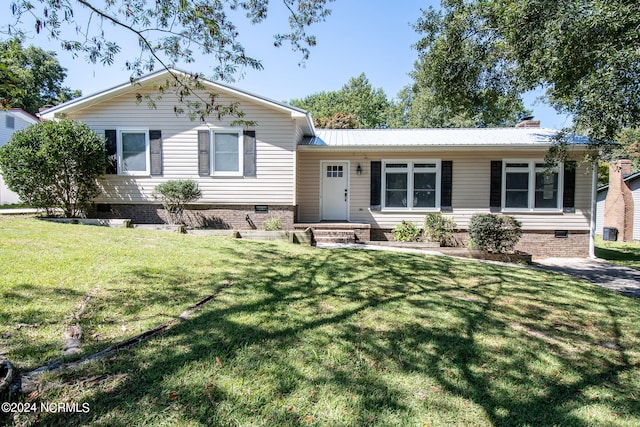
[39,67,310,118]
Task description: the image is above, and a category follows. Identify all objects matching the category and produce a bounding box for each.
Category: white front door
[321,161,349,220]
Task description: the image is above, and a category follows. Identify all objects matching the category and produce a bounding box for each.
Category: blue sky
[3,0,571,128]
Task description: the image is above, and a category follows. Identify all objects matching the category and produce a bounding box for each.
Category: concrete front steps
[294,223,371,245]
[313,229,357,244]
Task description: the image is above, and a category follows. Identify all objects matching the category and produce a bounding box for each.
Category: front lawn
[596,237,640,270]
[1,217,639,426]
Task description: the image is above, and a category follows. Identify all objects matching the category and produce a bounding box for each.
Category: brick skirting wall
[371,228,590,258]
[91,203,296,230]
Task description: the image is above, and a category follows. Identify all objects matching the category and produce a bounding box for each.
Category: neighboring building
[39,69,594,257]
[596,160,639,242]
[0,109,39,205]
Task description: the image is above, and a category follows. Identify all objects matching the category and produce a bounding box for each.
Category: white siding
[595,190,607,237]
[66,87,299,205]
[0,111,37,146]
[297,150,593,231]
[0,171,21,204]
[631,179,640,241]
[0,111,39,204]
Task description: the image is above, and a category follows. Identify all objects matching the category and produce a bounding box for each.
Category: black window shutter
[198,130,210,176]
[563,161,576,212]
[370,161,381,210]
[149,130,163,176]
[441,160,453,211]
[104,130,117,174]
[243,130,256,176]
[490,160,502,211]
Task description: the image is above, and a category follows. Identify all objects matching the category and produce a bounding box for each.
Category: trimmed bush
[152,179,201,225]
[393,220,422,242]
[468,213,522,254]
[424,213,457,246]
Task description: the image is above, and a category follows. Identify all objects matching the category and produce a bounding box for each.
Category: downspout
[589,160,597,259]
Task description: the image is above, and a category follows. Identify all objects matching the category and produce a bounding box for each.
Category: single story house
[596,160,639,241]
[39,69,595,257]
[0,108,40,205]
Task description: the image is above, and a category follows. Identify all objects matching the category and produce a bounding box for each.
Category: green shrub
[393,220,422,242]
[263,217,283,231]
[424,213,457,246]
[152,179,202,224]
[468,213,522,254]
[0,119,108,217]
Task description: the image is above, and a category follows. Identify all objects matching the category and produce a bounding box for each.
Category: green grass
[0,202,32,209]
[596,237,640,270]
[1,216,640,426]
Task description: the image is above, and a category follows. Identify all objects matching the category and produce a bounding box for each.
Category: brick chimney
[515,117,541,128]
[603,159,635,241]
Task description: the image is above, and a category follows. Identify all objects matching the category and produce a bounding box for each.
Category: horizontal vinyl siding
[631,180,640,241]
[297,150,593,231]
[0,112,38,203]
[595,191,607,236]
[67,88,297,205]
[0,172,21,204]
[0,112,37,146]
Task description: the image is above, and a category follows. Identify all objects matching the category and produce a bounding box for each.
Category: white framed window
[502,160,562,211]
[210,128,243,176]
[382,160,440,210]
[117,129,150,175]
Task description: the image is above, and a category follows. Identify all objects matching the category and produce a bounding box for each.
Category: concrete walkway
[534,257,640,298]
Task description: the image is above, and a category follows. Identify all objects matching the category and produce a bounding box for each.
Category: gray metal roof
[300,128,590,148]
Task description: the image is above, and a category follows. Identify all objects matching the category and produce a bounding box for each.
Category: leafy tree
[0,38,80,114]
[291,91,345,126]
[388,86,480,129]
[316,112,359,129]
[3,0,333,119]
[498,0,640,143]
[341,74,390,128]
[410,3,529,128]
[597,128,640,186]
[291,73,390,128]
[613,129,640,171]
[412,0,640,153]
[0,119,108,217]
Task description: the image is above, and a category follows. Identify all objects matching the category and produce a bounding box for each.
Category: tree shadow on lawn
[29,246,640,426]
[0,283,87,370]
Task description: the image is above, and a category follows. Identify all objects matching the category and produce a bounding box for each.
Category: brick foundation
[91,203,296,230]
[371,228,590,258]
